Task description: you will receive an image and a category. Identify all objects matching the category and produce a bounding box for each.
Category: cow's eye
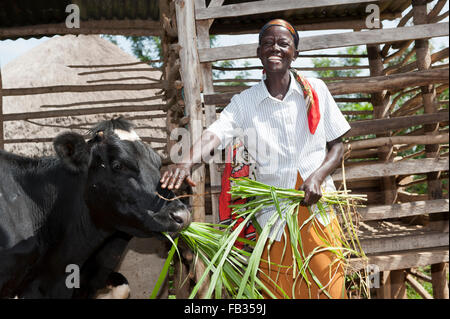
[112,161,123,171]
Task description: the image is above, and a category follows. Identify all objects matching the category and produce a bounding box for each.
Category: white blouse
[206,72,351,241]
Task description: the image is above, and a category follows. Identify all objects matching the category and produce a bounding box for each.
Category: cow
[0,118,191,298]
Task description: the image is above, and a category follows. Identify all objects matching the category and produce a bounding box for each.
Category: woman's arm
[160,130,221,190]
[299,137,344,206]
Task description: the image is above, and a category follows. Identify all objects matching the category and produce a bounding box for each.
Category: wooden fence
[172,0,449,299]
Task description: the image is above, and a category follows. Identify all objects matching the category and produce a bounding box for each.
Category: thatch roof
[2,34,166,157]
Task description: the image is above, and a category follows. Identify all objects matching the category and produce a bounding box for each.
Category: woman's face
[257,26,298,74]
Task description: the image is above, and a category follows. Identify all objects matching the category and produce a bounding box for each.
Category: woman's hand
[160,163,196,190]
[298,137,345,206]
[299,174,323,206]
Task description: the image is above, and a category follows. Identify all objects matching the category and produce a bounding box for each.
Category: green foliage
[313,46,365,78]
[125,36,162,64]
[100,34,118,45]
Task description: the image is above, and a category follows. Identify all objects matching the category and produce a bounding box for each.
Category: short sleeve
[205,94,243,149]
[317,79,351,141]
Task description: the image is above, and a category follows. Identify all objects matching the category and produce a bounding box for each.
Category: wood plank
[2,104,166,122]
[198,22,449,62]
[332,157,449,181]
[360,231,449,255]
[210,16,398,35]
[349,246,449,272]
[2,82,166,96]
[345,112,449,138]
[203,69,449,105]
[195,0,379,20]
[328,68,449,95]
[347,134,449,150]
[358,199,449,221]
[3,136,167,144]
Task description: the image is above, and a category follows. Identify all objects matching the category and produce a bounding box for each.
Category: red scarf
[291,69,321,134]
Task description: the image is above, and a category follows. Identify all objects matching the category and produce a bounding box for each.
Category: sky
[0,1,448,79]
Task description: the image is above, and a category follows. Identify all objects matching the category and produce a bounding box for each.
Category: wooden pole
[2,104,167,122]
[405,273,434,299]
[160,0,180,160]
[195,0,222,225]
[347,134,449,151]
[390,269,407,299]
[175,0,205,223]
[368,44,397,203]
[367,43,398,298]
[413,0,449,300]
[2,82,166,96]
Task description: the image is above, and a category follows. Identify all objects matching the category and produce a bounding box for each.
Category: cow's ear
[54,132,89,173]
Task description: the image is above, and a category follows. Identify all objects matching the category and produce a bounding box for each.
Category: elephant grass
[152,177,369,299]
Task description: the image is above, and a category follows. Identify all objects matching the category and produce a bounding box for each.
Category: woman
[161,19,350,299]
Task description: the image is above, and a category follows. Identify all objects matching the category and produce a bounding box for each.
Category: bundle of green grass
[151,177,368,299]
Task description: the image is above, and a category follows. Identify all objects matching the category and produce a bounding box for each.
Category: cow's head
[53,118,191,237]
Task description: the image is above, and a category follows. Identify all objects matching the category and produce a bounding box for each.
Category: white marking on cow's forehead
[114,129,141,141]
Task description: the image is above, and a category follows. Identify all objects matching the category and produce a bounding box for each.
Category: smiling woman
[257,23,299,100]
[160,18,352,299]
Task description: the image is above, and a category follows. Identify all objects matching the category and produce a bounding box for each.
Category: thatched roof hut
[2,34,166,156]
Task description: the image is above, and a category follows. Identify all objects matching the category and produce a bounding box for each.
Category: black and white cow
[0,118,190,298]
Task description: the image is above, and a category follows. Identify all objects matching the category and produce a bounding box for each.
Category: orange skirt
[257,173,347,299]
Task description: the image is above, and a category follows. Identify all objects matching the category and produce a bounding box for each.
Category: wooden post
[160,0,180,158]
[195,0,222,224]
[390,269,407,299]
[0,67,3,150]
[378,271,391,299]
[367,43,399,299]
[367,44,396,204]
[413,0,449,300]
[175,0,205,223]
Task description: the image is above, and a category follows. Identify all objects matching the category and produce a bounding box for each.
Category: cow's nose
[170,208,191,229]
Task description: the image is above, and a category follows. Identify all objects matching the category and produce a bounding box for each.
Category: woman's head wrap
[258,19,299,49]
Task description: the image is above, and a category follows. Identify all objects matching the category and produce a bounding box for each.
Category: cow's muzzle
[169,207,191,231]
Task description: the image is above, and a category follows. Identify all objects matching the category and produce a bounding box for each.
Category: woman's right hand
[160,163,196,190]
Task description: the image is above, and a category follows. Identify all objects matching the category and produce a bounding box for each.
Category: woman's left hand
[299,174,323,206]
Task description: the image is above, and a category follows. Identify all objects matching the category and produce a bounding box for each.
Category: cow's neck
[19,161,112,268]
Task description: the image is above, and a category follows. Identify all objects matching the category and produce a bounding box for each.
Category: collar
[255,71,304,105]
